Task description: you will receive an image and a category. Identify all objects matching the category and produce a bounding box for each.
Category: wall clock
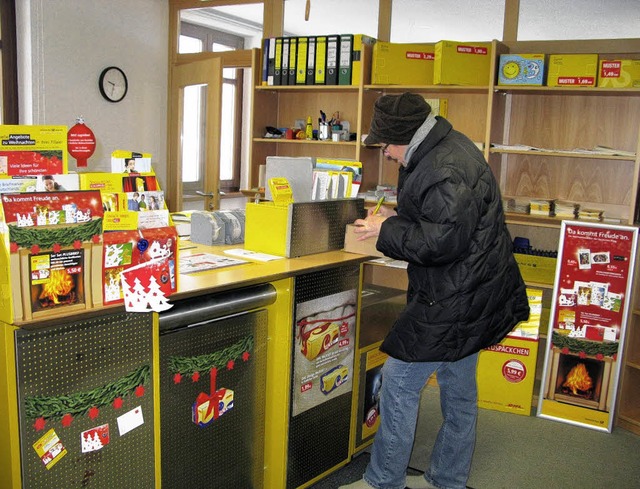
[98,66,128,103]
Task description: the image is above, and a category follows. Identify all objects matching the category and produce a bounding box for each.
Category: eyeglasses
[381,143,390,153]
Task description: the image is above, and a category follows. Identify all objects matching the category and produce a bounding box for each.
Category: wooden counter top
[175,241,371,299]
[11,241,371,329]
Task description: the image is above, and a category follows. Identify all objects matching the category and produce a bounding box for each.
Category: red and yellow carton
[547,54,598,87]
[433,40,492,86]
[371,41,435,85]
[598,59,640,88]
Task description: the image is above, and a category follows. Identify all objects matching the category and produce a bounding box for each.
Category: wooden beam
[503,0,520,42]
[263,0,283,38]
[378,0,392,42]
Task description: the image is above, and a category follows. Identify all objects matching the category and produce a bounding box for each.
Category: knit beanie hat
[364,93,431,145]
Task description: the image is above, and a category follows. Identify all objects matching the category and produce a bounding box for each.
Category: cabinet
[248,38,640,433]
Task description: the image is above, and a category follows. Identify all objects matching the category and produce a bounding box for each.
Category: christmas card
[102,227,178,306]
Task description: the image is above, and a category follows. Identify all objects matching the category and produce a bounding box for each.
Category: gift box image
[498,54,545,86]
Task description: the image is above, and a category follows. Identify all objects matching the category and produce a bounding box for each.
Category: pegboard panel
[294,264,361,304]
[159,309,268,488]
[15,311,155,488]
[287,265,361,488]
[288,199,365,257]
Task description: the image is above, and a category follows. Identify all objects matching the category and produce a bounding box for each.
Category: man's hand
[353,214,388,241]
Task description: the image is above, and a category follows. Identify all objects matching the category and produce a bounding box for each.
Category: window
[179,23,244,193]
[0,0,18,124]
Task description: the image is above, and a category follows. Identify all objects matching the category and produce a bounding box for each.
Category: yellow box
[244,202,290,257]
[371,41,435,85]
[433,40,492,86]
[514,253,557,285]
[477,336,539,415]
[598,59,640,88]
[547,54,598,87]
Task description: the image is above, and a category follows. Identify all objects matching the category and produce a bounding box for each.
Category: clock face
[99,66,128,102]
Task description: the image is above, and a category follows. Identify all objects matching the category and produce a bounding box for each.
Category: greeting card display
[0,125,68,175]
[111,150,152,174]
[102,227,178,306]
[0,190,104,322]
[537,221,638,432]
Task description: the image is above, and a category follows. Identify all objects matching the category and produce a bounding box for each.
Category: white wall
[16,0,169,188]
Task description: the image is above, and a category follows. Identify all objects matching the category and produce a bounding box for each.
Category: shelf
[364,84,490,93]
[494,85,640,95]
[504,213,627,228]
[255,84,359,92]
[490,148,636,161]
[252,138,358,146]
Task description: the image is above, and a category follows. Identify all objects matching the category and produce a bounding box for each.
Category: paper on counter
[224,248,284,262]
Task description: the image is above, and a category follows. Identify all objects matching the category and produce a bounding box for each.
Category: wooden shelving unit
[249,37,640,434]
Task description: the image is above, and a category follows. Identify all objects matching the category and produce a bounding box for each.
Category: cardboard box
[433,40,492,86]
[514,253,557,285]
[547,54,598,87]
[598,59,640,88]
[343,224,384,257]
[477,336,539,416]
[371,41,435,85]
[498,54,545,86]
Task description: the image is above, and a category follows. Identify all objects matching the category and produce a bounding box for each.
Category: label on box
[547,54,598,87]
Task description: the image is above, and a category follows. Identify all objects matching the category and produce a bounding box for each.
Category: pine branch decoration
[552,331,619,357]
[168,335,253,376]
[9,218,103,249]
[25,364,150,420]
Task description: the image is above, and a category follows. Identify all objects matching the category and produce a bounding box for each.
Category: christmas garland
[168,335,253,377]
[9,217,103,249]
[25,364,150,420]
[552,331,619,358]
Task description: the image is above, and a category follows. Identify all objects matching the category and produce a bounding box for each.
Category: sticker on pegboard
[81,423,110,453]
[33,428,67,470]
[167,336,253,427]
[192,368,234,427]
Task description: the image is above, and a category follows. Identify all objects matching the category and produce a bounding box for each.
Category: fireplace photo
[546,347,614,412]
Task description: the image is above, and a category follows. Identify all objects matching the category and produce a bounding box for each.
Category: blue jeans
[363,353,479,489]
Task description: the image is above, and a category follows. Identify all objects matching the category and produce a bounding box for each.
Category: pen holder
[318,122,331,141]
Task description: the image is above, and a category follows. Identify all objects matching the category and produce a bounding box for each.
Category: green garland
[9,218,102,249]
[552,331,619,357]
[25,364,150,420]
[168,335,253,376]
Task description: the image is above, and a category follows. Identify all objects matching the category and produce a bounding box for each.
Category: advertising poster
[537,221,638,432]
[292,289,357,416]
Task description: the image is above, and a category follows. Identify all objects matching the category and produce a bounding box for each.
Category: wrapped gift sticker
[192,368,234,428]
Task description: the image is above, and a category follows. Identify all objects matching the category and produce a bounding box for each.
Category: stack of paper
[578,208,604,221]
[529,199,552,216]
[503,197,530,214]
[553,200,579,218]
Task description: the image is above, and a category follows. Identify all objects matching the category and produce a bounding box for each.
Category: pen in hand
[372,196,386,216]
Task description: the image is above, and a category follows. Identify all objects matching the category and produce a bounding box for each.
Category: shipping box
[598,59,640,88]
[371,41,435,85]
[433,40,492,86]
[498,53,546,86]
[547,54,598,87]
[514,253,557,285]
[343,224,384,258]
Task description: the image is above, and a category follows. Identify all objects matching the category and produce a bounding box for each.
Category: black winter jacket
[376,117,530,362]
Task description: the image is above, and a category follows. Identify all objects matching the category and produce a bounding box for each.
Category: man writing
[341,93,529,489]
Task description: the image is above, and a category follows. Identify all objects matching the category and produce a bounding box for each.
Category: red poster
[538,221,638,432]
